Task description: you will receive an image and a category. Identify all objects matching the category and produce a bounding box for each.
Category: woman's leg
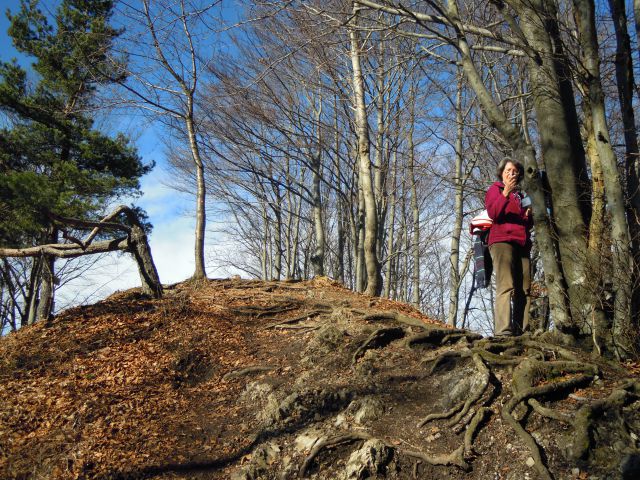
[490,243,515,336]
[512,248,531,334]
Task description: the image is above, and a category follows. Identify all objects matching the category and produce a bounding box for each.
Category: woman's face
[502,161,520,184]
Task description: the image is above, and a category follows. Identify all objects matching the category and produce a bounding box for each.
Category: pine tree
[0,0,152,323]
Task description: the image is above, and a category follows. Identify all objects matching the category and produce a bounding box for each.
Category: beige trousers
[489,242,531,336]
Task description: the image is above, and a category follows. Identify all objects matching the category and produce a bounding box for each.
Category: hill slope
[1,278,640,479]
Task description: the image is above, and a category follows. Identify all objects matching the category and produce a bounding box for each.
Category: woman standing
[485,159,533,336]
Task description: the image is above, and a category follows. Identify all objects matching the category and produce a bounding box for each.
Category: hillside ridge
[1,278,639,480]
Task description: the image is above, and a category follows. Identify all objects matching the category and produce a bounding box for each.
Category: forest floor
[1,277,640,480]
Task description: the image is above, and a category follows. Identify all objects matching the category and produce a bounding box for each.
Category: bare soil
[1,278,640,480]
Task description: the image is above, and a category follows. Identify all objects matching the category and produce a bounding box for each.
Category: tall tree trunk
[272,200,282,281]
[574,0,635,357]
[127,216,163,298]
[608,0,640,237]
[448,73,465,327]
[355,181,366,292]
[261,204,269,280]
[408,86,420,309]
[186,111,207,280]
[349,3,381,296]
[608,0,640,325]
[583,106,609,355]
[36,228,58,322]
[634,0,640,82]
[374,36,387,261]
[383,151,397,298]
[311,100,325,277]
[25,257,42,326]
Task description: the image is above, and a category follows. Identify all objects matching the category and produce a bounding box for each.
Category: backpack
[470,210,493,288]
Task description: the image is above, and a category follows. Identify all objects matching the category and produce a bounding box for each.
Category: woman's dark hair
[496,158,524,182]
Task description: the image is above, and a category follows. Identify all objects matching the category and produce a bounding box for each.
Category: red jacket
[485,181,533,250]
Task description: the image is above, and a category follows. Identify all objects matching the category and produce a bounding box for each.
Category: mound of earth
[1,278,640,480]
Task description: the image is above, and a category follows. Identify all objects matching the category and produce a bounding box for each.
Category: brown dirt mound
[1,278,639,480]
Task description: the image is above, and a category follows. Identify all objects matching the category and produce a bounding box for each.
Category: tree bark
[349,3,382,296]
[608,0,640,239]
[383,150,397,299]
[408,85,420,309]
[574,0,635,357]
[311,99,325,277]
[448,73,465,327]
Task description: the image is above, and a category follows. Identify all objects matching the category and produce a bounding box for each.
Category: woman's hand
[503,176,517,197]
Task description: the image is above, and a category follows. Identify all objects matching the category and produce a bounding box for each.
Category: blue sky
[1,0,231,308]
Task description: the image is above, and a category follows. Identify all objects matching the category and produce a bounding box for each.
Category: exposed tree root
[298,432,371,477]
[417,401,464,428]
[464,407,491,455]
[406,328,467,348]
[421,350,465,375]
[441,332,483,345]
[402,445,469,470]
[501,406,553,480]
[527,399,572,424]
[571,386,639,460]
[231,302,300,318]
[447,354,490,426]
[352,327,405,364]
[499,359,599,480]
[263,309,330,329]
[361,311,430,329]
[471,347,523,366]
[417,353,489,430]
[222,365,275,381]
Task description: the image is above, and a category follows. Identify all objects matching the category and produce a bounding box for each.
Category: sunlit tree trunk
[448,73,465,327]
[311,98,325,277]
[383,150,397,298]
[574,0,635,357]
[349,3,381,296]
[408,85,420,309]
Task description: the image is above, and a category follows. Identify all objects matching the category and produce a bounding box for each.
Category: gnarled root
[417,353,490,428]
[298,432,371,477]
[352,327,405,364]
[402,444,469,471]
[501,359,599,480]
[570,386,639,460]
[447,354,490,427]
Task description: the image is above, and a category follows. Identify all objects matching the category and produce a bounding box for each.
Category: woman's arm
[485,184,510,221]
